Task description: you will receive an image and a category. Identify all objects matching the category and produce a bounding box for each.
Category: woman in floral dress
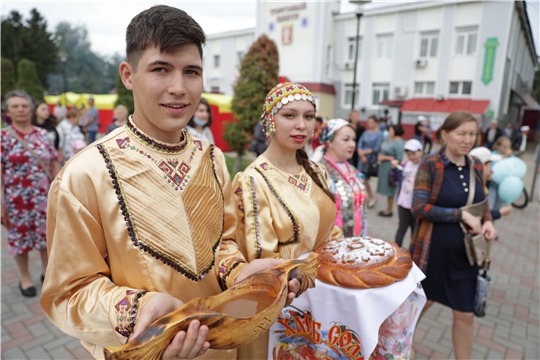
[1,90,60,297]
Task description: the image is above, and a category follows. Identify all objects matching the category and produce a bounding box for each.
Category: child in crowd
[56,109,86,163]
[492,136,513,158]
[393,139,423,247]
[469,147,512,220]
[489,137,513,209]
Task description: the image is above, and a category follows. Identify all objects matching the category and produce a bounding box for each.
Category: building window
[376,34,393,59]
[237,51,244,64]
[455,26,478,56]
[347,36,362,61]
[213,55,220,68]
[449,81,472,95]
[419,31,439,58]
[414,81,435,96]
[372,83,390,105]
[344,83,360,107]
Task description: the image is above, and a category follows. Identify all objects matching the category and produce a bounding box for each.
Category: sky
[2,0,539,58]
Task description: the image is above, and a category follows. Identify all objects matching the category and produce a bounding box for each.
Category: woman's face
[388,126,395,138]
[442,121,477,157]
[272,100,316,152]
[115,108,128,121]
[327,125,356,162]
[36,103,50,120]
[195,103,210,123]
[367,118,378,131]
[6,96,32,124]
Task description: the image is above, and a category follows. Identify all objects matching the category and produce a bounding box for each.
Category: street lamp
[59,52,68,105]
[350,1,371,111]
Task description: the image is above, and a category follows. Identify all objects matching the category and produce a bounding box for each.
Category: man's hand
[130,293,210,360]
[235,258,300,307]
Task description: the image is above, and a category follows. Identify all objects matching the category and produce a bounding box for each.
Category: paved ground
[1,145,539,359]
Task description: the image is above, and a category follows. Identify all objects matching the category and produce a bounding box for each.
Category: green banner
[481,38,499,85]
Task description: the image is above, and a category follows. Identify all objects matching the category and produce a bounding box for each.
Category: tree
[1,9,58,88]
[224,35,279,173]
[15,58,45,100]
[50,22,119,94]
[115,73,134,114]
[1,58,17,98]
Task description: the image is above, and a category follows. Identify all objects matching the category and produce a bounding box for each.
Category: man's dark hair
[315,116,323,124]
[126,5,206,70]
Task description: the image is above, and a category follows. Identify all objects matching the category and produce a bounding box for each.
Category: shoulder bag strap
[6,127,54,181]
[466,156,475,206]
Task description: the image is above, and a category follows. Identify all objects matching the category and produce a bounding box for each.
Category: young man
[42,6,298,360]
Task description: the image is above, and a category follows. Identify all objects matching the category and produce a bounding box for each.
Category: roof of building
[401,98,490,115]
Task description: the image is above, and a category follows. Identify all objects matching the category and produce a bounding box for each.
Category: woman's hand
[481,221,498,241]
[1,204,12,230]
[378,155,394,163]
[390,159,399,168]
[130,293,210,360]
[461,210,482,234]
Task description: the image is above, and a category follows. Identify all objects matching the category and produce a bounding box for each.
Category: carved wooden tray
[103,252,319,360]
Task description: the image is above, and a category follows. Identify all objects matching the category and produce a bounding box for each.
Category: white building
[203,0,538,134]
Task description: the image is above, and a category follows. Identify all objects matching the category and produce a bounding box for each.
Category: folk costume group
[39,5,494,360]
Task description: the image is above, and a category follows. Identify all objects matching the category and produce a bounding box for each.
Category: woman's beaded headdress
[260,82,316,137]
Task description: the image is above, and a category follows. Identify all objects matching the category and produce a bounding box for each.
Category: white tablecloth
[268,261,426,359]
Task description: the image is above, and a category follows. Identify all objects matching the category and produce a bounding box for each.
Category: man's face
[119,44,203,143]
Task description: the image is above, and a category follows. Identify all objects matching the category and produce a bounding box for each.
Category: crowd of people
[0,4,534,360]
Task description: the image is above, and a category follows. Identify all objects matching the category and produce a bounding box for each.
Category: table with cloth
[268,257,426,360]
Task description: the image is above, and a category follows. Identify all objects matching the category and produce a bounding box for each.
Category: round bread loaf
[315,237,412,289]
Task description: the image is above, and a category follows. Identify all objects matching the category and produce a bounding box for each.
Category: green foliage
[1,58,17,98]
[15,58,44,100]
[225,34,279,159]
[51,22,120,94]
[1,9,58,88]
[224,155,252,179]
[532,70,540,103]
[115,73,134,114]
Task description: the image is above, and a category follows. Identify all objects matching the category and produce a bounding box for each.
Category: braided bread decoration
[315,237,412,289]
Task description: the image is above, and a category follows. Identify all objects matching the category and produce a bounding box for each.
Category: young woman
[410,112,497,359]
[376,124,405,217]
[186,97,214,144]
[357,115,383,208]
[33,102,63,163]
[232,83,342,359]
[316,118,367,237]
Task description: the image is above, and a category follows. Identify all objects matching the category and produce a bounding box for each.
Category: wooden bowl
[103,252,320,360]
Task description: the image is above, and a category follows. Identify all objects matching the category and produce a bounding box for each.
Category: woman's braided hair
[296,148,335,202]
